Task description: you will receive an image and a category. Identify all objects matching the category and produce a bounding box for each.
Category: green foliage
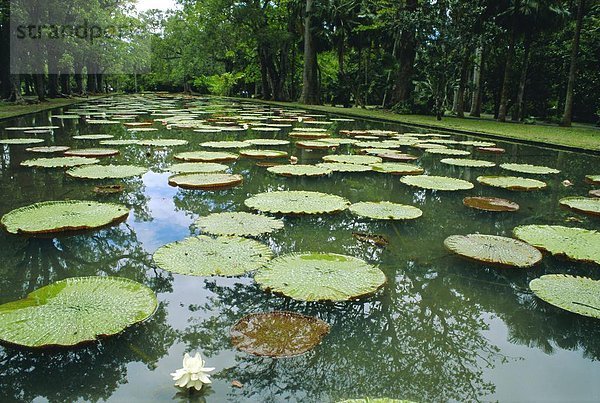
[196,72,245,96]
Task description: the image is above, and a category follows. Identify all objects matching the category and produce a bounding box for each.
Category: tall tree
[561,0,585,127]
[300,0,321,104]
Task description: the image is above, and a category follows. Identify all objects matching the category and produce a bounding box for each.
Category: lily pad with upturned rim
[440,158,496,168]
[230,312,330,357]
[477,176,547,191]
[21,157,100,168]
[371,163,424,175]
[425,148,471,156]
[72,134,114,140]
[240,149,288,159]
[400,175,474,191]
[500,163,560,175]
[168,173,243,190]
[195,212,284,236]
[245,191,349,215]
[513,225,600,264]
[0,276,158,348]
[138,139,188,147]
[349,201,423,220]
[585,175,600,185]
[463,196,519,212]
[200,141,252,149]
[100,139,141,146]
[1,200,129,235]
[559,197,600,217]
[93,184,125,194]
[153,235,272,277]
[267,164,332,177]
[174,151,238,162]
[316,162,372,173]
[0,138,45,145]
[67,164,148,179]
[444,234,542,268]
[254,253,386,301]
[529,275,600,319]
[322,155,382,165]
[167,162,228,174]
[25,146,71,154]
[590,189,600,198]
[64,148,119,158]
[244,139,290,147]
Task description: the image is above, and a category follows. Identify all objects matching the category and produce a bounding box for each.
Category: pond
[0,94,599,402]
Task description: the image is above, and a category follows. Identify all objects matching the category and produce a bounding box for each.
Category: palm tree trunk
[561,0,585,127]
[469,46,483,117]
[512,36,532,121]
[498,21,517,122]
[300,0,320,104]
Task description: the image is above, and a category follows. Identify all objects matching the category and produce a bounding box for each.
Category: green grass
[237,99,600,152]
[0,96,106,120]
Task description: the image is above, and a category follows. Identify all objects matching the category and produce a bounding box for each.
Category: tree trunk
[299,0,320,104]
[96,74,104,93]
[390,0,417,106]
[512,36,532,121]
[86,71,97,93]
[498,25,516,122]
[34,74,46,101]
[6,75,24,103]
[561,0,585,127]
[455,48,470,118]
[0,0,10,100]
[60,73,71,95]
[258,46,271,99]
[469,46,483,117]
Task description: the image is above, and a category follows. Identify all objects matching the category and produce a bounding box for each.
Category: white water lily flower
[171,352,215,391]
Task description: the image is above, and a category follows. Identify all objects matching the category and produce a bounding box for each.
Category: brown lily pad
[352,232,389,247]
[590,189,600,198]
[477,147,505,154]
[230,312,330,357]
[463,197,520,212]
[93,185,125,194]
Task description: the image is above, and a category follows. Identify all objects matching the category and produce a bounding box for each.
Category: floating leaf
[477,176,546,191]
[25,146,70,153]
[100,139,141,146]
[371,163,424,175]
[352,232,389,247]
[500,163,560,175]
[349,201,422,220]
[1,200,129,235]
[316,162,372,173]
[21,157,100,168]
[440,158,495,168]
[93,184,125,194]
[73,134,114,140]
[174,151,238,162]
[585,175,600,185]
[374,152,418,162]
[295,141,337,149]
[267,164,331,177]
[337,399,415,403]
[244,139,290,146]
[322,155,382,165]
[0,276,157,348]
[168,173,243,190]
[67,164,147,179]
[590,189,600,198]
[168,162,228,174]
[425,148,470,156]
[195,212,284,236]
[477,147,505,154]
[230,312,330,357]
[529,275,600,319]
[245,191,349,214]
[64,148,119,158]
[400,175,474,191]
[254,253,386,301]
[444,234,542,268]
[0,138,45,145]
[153,235,272,276]
[200,141,252,149]
[240,149,288,159]
[559,197,600,217]
[463,197,519,212]
[138,139,188,147]
[513,225,600,264]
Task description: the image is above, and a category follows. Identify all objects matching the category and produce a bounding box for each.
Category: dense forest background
[1,0,599,126]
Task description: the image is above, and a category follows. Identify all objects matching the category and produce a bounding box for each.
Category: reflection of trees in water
[0,303,176,403]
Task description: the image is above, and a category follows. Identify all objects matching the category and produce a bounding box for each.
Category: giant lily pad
[1,200,129,235]
[513,225,600,264]
[168,162,228,174]
[560,197,600,216]
[230,312,330,357]
[425,148,470,156]
[400,175,474,191]
[64,148,119,158]
[254,253,386,301]
[295,141,337,149]
[200,141,252,149]
[349,201,422,220]
[138,139,188,147]
[21,157,100,168]
[245,191,349,215]
[585,175,600,185]
[174,151,238,162]
[0,138,45,145]
[322,155,382,165]
[590,189,600,198]
[440,158,495,168]
[529,275,600,319]
[338,399,414,403]
[100,139,141,146]
[240,149,288,159]
[444,234,542,268]
[25,146,70,154]
[67,164,148,179]
[371,163,424,175]
[0,276,157,348]
[195,212,284,236]
[267,164,331,177]
[168,173,243,190]
[316,162,372,173]
[73,134,114,140]
[500,163,560,175]
[463,197,519,212]
[153,235,272,276]
[244,139,290,146]
[477,176,547,191]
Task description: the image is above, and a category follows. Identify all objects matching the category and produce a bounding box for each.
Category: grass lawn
[238,98,600,152]
[0,96,106,120]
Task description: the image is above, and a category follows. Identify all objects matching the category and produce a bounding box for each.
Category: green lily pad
[267,164,332,177]
[20,157,100,168]
[168,173,243,190]
[138,139,188,147]
[244,139,290,146]
[477,176,547,191]
[513,225,600,264]
[559,197,600,216]
[349,201,422,220]
[64,148,119,158]
[500,163,560,175]
[585,175,600,185]
[590,189,600,198]
[400,175,474,191]
[174,151,238,162]
[529,275,600,319]
[25,146,71,153]
[322,155,382,165]
[444,234,542,268]
[0,276,157,348]
[200,141,252,149]
[296,141,337,149]
[338,399,414,403]
[67,164,148,179]
[371,163,424,175]
[316,162,372,173]
[425,148,470,156]
[0,138,45,145]
[1,200,129,235]
[73,134,114,140]
[100,139,141,146]
[195,212,284,236]
[168,162,228,174]
[230,312,330,357]
[153,235,272,277]
[240,149,288,159]
[254,253,386,301]
[463,197,519,212]
[245,191,349,215]
[440,158,495,168]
